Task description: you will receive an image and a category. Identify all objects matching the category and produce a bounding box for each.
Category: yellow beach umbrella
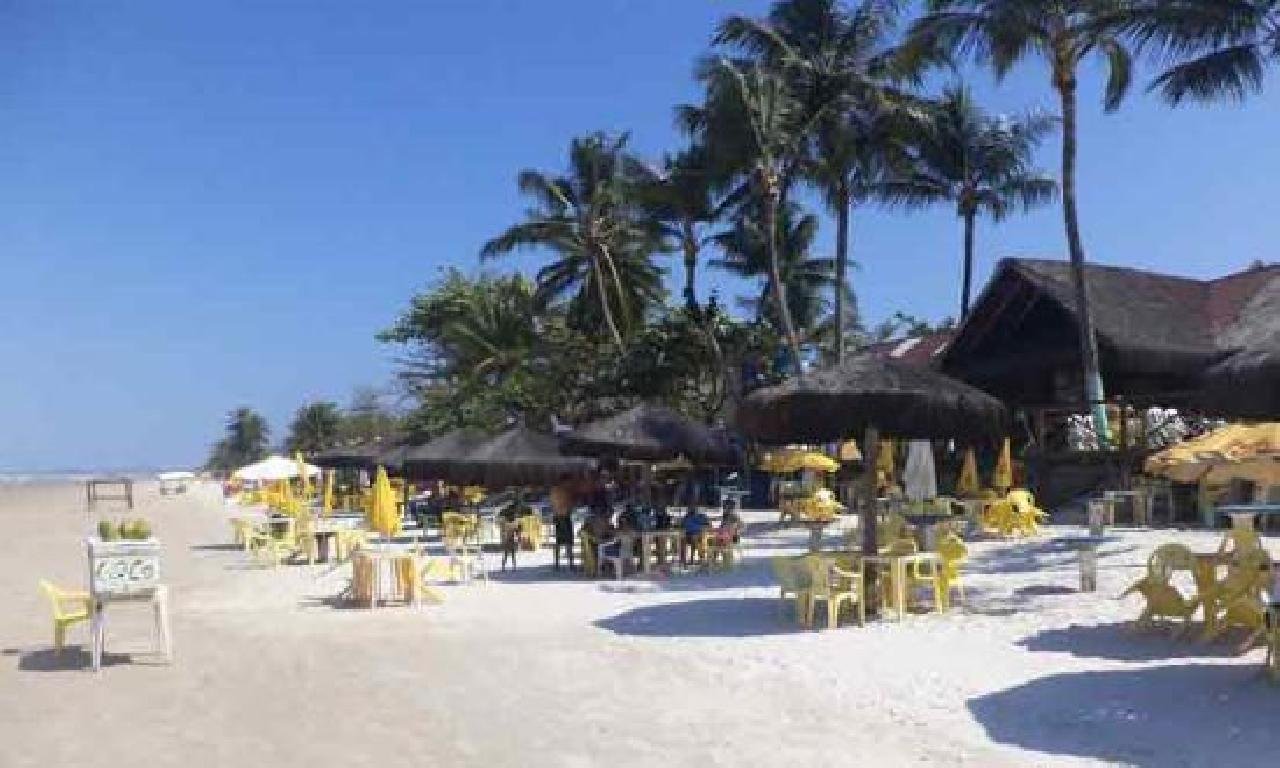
[294,452,312,499]
[992,438,1013,492]
[956,448,980,498]
[321,469,334,516]
[759,448,839,473]
[1145,423,1280,483]
[278,476,298,517]
[369,466,401,538]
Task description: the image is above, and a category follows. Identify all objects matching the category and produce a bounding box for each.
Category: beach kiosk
[86,536,171,672]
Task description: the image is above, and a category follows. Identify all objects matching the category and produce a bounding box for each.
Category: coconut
[97,519,119,541]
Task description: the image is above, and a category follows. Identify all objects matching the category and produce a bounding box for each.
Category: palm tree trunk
[589,248,626,350]
[1058,74,1109,442]
[833,183,850,362]
[681,221,699,311]
[961,212,976,320]
[764,182,803,371]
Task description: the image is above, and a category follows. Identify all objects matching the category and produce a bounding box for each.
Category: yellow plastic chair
[1203,548,1271,650]
[229,517,259,550]
[1007,489,1047,536]
[38,580,92,653]
[1120,543,1199,634]
[910,532,968,611]
[805,555,865,629]
[771,556,810,623]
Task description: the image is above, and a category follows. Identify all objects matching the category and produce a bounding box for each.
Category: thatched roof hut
[560,404,740,465]
[942,258,1280,415]
[310,441,390,470]
[398,429,489,480]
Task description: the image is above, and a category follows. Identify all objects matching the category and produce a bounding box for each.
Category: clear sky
[2,1,1277,471]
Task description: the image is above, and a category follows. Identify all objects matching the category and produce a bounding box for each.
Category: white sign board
[87,539,162,597]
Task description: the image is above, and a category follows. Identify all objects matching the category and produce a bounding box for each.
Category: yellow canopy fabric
[321,469,334,516]
[1145,423,1280,484]
[838,440,861,462]
[992,438,1013,492]
[956,448,980,498]
[759,449,839,474]
[369,466,401,538]
[876,440,895,477]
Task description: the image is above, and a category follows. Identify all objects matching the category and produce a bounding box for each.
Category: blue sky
[1,1,1277,471]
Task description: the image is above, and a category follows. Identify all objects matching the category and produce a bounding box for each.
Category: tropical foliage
[284,402,343,454]
[206,407,270,471]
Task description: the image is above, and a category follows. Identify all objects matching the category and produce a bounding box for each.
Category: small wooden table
[863,551,941,621]
[351,546,421,608]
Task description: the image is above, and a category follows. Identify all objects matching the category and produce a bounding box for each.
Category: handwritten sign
[87,539,162,597]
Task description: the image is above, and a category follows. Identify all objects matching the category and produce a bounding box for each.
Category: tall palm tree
[481,133,664,350]
[285,402,343,453]
[909,0,1134,431]
[633,145,731,311]
[711,200,835,335]
[695,61,825,367]
[884,85,1058,318]
[715,0,907,361]
[1123,1,1280,104]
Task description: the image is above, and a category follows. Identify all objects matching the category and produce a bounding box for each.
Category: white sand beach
[3,481,1278,767]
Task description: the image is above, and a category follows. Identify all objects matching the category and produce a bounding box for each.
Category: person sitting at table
[680,507,711,565]
[714,498,743,546]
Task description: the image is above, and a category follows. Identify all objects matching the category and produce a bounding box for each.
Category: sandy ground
[2,481,1279,768]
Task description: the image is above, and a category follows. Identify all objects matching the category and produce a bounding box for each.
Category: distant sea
[0,469,168,485]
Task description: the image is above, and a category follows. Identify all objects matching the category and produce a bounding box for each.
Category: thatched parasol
[398,428,489,480]
[735,355,1006,598]
[310,441,391,470]
[736,356,1006,445]
[447,426,597,487]
[560,403,741,465]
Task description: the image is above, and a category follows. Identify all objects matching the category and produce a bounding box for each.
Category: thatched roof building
[941,258,1280,415]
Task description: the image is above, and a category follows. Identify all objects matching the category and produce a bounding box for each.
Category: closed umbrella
[295,452,312,499]
[903,440,938,502]
[992,438,1013,493]
[956,448,980,498]
[321,469,335,516]
[876,439,896,488]
[369,466,401,538]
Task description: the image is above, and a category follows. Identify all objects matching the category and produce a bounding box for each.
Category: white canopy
[903,440,938,502]
[232,455,321,482]
[157,471,195,481]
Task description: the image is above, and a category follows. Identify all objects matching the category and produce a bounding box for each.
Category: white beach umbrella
[903,440,938,502]
[232,455,322,482]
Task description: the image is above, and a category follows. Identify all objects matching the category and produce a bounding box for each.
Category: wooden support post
[861,426,881,612]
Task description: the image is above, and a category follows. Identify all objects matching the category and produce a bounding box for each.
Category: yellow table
[863,551,942,621]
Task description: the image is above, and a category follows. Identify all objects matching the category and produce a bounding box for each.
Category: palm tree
[711,201,835,337]
[208,406,270,470]
[695,61,825,367]
[715,0,908,362]
[285,402,342,453]
[909,0,1134,430]
[884,85,1058,318]
[633,145,731,311]
[481,133,664,350]
[1123,1,1280,104]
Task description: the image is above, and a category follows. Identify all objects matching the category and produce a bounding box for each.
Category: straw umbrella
[447,426,597,487]
[399,429,490,481]
[736,355,1005,567]
[560,404,740,465]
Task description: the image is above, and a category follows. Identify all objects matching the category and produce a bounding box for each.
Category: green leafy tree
[1124,1,1280,104]
[711,200,835,337]
[716,0,908,361]
[883,84,1058,318]
[909,0,1135,427]
[481,132,666,350]
[206,407,270,471]
[339,388,400,444]
[284,401,342,454]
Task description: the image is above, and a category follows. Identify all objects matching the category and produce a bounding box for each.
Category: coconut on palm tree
[715,0,908,362]
[1123,1,1280,104]
[909,0,1134,438]
[481,132,665,350]
[884,84,1058,318]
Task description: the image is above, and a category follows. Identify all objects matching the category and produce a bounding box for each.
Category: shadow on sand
[6,646,136,671]
[1019,622,1247,662]
[594,597,800,638]
[968,662,1275,766]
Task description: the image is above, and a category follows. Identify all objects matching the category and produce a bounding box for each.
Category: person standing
[550,479,576,571]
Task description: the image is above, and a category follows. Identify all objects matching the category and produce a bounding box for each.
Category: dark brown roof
[860,331,955,368]
[948,258,1280,371]
[560,404,741,465]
